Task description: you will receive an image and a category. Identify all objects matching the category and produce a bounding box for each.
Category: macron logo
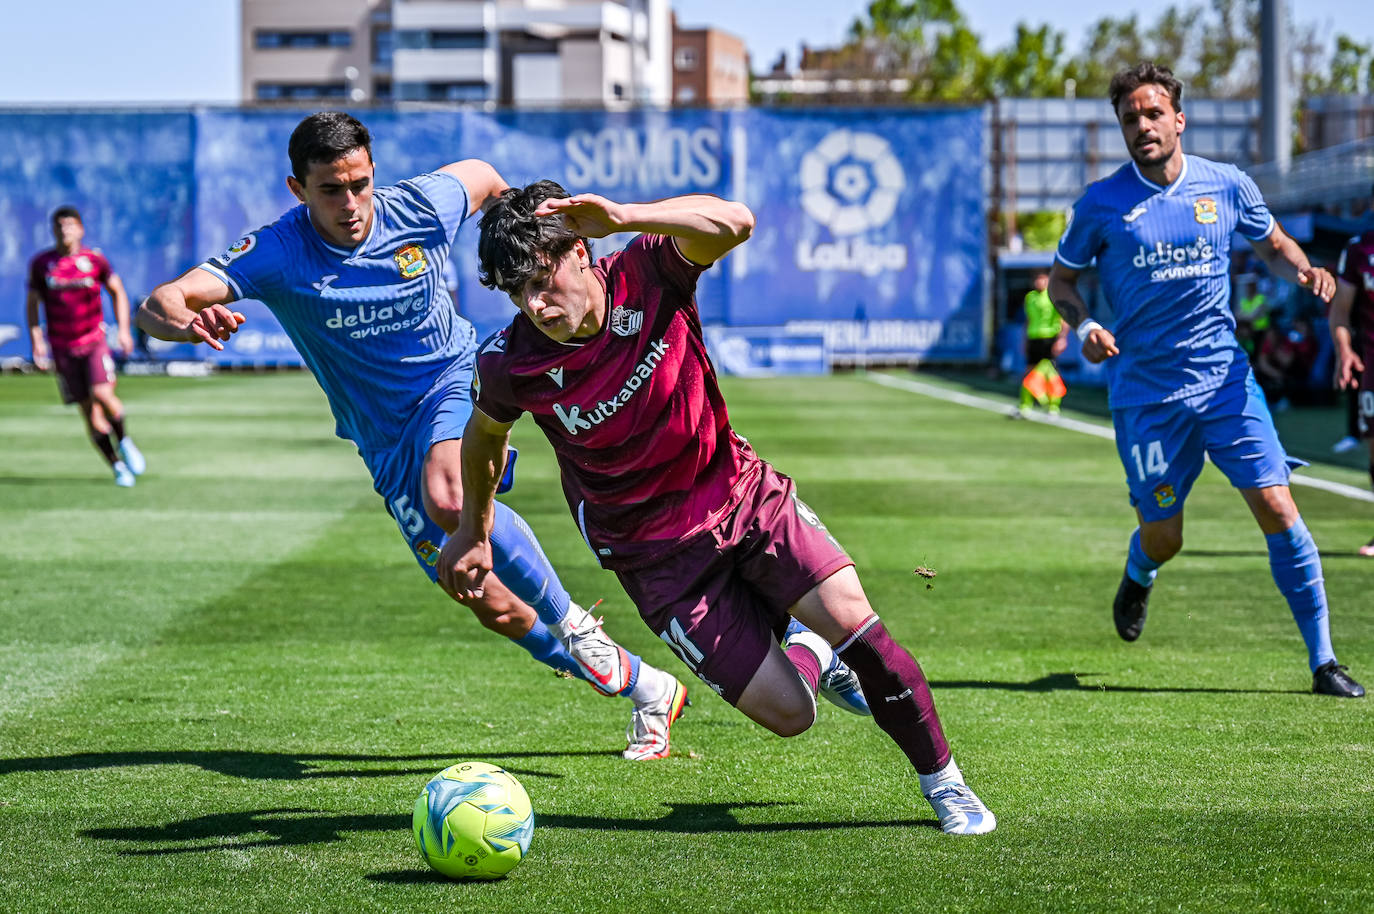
[552,338,670,436]
[547,367,565,388]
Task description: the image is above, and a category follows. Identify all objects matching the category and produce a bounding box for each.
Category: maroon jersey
[1338,231,1374,355]
[27,246,112,350]
[474,233,759,569]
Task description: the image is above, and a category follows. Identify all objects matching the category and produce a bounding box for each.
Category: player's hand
[117,329,135,358]
[31,342,51,372]
[533,194,625,239]
[1298,266,1336,303]
[1080,327,1119,364]
[1334,348,1364,389]
[437,531,493,603]
[188,305,247,350]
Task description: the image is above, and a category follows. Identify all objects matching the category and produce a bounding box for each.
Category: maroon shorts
[52,339,115,405]
[615,462,854,705]
[1358,362,1374,438]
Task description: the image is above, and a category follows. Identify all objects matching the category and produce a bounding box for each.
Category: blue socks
[1125,528,1161,587]
[487,501,571,626]
[1265,517,1335,672]
[514,619,584,681]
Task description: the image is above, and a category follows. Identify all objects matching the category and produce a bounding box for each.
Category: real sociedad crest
[610,306,643,337]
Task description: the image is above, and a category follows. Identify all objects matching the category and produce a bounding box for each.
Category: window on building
[612,82,625,99]
[676,86,697,102]
[373,29,394,66]
[255,82,348,101]
[254,30,353,50]
[395,81,489,102]
[674,47,698,71]
[394,29,485,51]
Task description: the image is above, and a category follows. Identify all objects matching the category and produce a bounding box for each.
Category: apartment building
[241,0,672,107]
[670,13,748,106]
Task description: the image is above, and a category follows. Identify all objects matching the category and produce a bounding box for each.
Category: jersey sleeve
[1234,169,1275,240]
[408,171,472,248]
[91,250,113,284]
[198,226,285,302]
[1337,236,1360,283]
[1055,194,1101,269]
[471,330,525,424]
[633,233,708,297]
[26,255,43,293]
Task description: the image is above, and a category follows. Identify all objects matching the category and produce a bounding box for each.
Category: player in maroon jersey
[26,206,146,487]
[444,180,996,835]
[1331,220,1374,556]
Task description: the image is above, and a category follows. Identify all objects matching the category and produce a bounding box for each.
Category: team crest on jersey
[1193,198,1218,224]
[393,244,429,278]
[610,306,643,337]
[73,255,93,273]
[1153,483,1177,509]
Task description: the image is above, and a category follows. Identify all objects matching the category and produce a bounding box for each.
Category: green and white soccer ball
[412,761,534,880]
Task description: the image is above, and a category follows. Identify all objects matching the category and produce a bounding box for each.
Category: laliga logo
[796,129,908,276]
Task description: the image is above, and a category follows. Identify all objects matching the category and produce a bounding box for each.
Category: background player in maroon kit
[1331,216,1374,556]
[445,180,996,835]
[26,206,145,487]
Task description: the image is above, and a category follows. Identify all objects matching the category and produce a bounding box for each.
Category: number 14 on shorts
[1130,440,1169,481]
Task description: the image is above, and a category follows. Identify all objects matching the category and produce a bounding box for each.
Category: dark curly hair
[1109,61,1184,115]
[477,180,593,295]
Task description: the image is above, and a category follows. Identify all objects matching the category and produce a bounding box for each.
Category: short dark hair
[288,111,372,183]
[477,180,592,294]
[51,205,82,226]
[1109,61,1183,115]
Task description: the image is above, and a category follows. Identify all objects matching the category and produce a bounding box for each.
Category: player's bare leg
[788,567,995,834]
[1240,485,1364,697]
[1362,439,1374,557]
[425,439,690,754]
[77,393,134,486]
[1115,509,1183,641]
[91,381,144,476]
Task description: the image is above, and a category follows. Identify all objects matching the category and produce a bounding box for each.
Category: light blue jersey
[1056,154,1274,408]
[200,171,476,452]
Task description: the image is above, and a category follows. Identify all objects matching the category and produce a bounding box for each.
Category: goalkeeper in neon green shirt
[1020,270,1068,415]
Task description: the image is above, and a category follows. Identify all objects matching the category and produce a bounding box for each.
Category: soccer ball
[412,761,534,880]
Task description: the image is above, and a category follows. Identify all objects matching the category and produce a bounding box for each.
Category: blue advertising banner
[703,326,829,377]
[0,111,195,361]
[729,108,987,361]
[0,107,987,370]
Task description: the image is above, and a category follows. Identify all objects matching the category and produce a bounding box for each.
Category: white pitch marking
[863,372,1374,504]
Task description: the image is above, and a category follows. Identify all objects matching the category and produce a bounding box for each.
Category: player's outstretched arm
[438,159,510,216]
[439,408,516,602]
[105,272,134,356]
[24,289,50,371]
[1049,261,1118,363]
[534,193,754,266]
[1248,225,1337,303]
[1329,278,1364,389]
[138,268,247,351]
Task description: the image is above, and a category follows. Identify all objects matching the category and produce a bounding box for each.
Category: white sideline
[863,372,1374,504]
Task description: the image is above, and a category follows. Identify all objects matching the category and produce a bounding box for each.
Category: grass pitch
[0,370,1370,914]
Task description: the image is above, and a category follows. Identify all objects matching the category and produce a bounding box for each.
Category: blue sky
[0,0,1366,104]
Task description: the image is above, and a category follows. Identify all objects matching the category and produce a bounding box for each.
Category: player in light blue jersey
[1049,62,1363,698]
[137,112,690,756]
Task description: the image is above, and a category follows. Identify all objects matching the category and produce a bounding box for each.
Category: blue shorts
[1112,371,1295,522]
[361,368,516,583]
